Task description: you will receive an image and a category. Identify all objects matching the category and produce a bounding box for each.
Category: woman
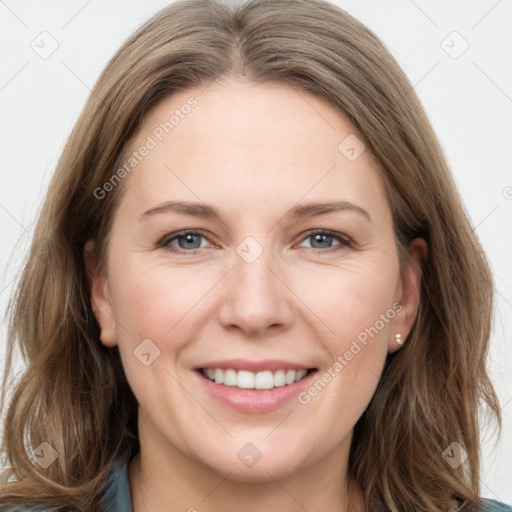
[0,0,509,510]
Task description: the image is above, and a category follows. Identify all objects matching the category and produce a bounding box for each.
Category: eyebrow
[137,200,371,223]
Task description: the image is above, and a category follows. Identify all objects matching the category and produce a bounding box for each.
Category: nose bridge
[234,236,278,292]
[217,235,292,335]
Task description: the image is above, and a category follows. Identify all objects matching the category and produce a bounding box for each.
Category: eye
[159,228,352,254]
[297,229,351,252]
[160,230,214,253]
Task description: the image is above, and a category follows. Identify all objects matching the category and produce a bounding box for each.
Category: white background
[0,0,511,504]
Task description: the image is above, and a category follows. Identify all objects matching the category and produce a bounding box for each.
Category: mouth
[197,367,317,391]
[192,359,319,412]
[193,367,318,414]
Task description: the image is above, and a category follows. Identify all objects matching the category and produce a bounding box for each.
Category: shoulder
[0,456,133,512]
[478,498,512,511]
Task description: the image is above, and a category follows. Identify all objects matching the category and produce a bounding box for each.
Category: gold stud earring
[395,333,403,345]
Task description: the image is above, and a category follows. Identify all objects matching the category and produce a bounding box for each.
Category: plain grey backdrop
[0,0,511,503]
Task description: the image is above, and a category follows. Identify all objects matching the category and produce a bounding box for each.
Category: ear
[388,237,428,353]
[83,240,117,347]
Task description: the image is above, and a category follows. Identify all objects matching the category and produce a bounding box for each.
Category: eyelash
[159,229,352,254]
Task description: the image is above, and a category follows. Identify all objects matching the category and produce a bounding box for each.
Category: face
[88,78,424,482]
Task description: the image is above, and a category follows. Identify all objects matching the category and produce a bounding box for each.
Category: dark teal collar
[101,457,133,512]
[99,457,510,512]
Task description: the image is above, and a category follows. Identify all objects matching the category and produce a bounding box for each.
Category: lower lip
[195,370,317,413]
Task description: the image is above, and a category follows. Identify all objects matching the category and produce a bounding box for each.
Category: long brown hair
[0,0,501,510]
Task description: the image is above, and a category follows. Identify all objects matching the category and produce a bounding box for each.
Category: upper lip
[194,359,316,372]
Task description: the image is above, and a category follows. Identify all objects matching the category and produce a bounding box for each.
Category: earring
[395,333,403,345]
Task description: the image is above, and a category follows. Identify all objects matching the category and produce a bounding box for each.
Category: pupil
[312,234,331,248]
[179,234,200,249]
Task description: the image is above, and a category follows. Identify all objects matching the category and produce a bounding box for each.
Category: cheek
[290,256,399,346]
[290,258,398,411]
[109,256,220,341]
[105,259,215,418]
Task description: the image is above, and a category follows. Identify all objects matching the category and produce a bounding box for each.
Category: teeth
[274,369,286,387]
[214,368,224,384]
[255,370,274,389]
[223,369,237,386]
[237,370,255,389]
[202,368,311,390]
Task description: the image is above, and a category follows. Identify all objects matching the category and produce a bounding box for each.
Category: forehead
[118,78,390,221]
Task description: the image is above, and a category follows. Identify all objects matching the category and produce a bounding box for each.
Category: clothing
[99,457,133,512]
[0,459,131,512]
[1,457,510,511]
[91,458,512,511]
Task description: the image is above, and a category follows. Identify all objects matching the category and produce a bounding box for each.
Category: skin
[86,77,427,512]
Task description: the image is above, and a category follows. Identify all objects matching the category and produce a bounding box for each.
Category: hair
[0,0,502,510]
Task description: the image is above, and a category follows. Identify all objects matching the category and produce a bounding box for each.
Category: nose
[216,240,294,338]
